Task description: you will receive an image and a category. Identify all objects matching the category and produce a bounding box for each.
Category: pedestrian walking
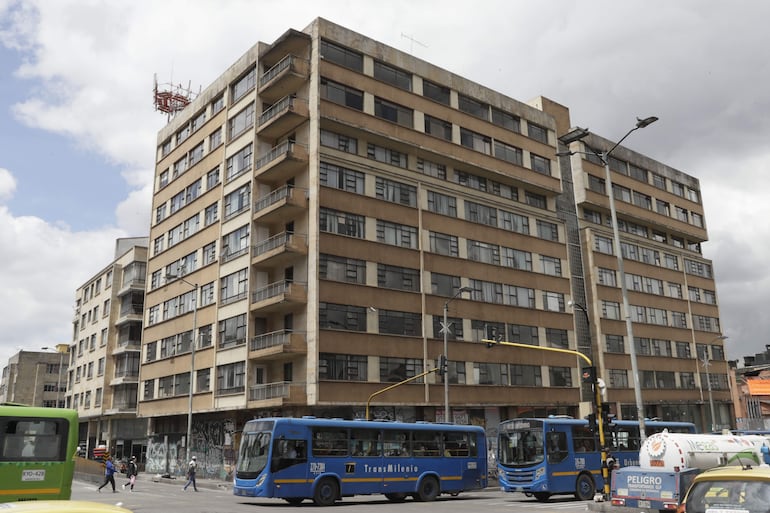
[97,455,117,493]
[183,455,199,492]
[122,456,138,492]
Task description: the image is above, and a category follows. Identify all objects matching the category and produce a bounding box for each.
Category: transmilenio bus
[233,417,487,506]
[0,403,79,502]
[497,416,697,501]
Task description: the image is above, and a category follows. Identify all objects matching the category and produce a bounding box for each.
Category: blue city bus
[497,416,696,502]
[233,417,487,506]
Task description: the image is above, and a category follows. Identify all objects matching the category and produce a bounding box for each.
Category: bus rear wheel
[415,476,439,502]
[574,473,595,501]
[313,477,339,506]
[533,492,551,502]
[384,493,407,502]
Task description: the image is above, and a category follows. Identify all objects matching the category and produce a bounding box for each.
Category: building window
[598,267,616,286]
[427,191,457,216]
[367,142,407,168]
[491,108,520,132]
[319,353,368,381]
[527,123,548,143]
[432,315,464,340]
[220,268,248,304]
[458,95,488,120]
[530,154,551,175]
[504,285,535,308]
[320,208,365,238]
[376,220,417,248]
[377,263,420,291]
[606,335,624,353]
[546,328,569,348]
[609,369,628,388]
[540,255,562,276]
[429,231,458,256]
[207,167,220,189]
[422,80,450,105]
[223,184,250,219]
[226,143,253,182]
[204,202,218,226]
[216,361,245,395]
[465,201,497,227]
[424,114,452,140]
[501,247,532,271]
[374,97,413,127]
[460,128,491,154]
[543,291,564,312]
[320,78,363,110]
[493,140,523,165]
[509,324,539,345]
[431,273,461,297]
[222,224,249,260]
[536,220,558,241]
[320,129,358,154]
[218,314,247,348]
[319,303,366,331]
[476,363,509,385]
[549,367,572,387]
[320,254,366,284]
[375,177,417,206]
[524,191,546,209]
[468,240,500,265]
[511,364,542,386]
[320,162,364,193]
[633,191,652,209]
[231,67,256,103]
[373,60,411,91]
[602,301,621,320]
[380,357,423,383]
[416,158,446,179]
[500,210,529,234]
[469,280,503,304]
[320,40,363,71]
[595,235,614,255]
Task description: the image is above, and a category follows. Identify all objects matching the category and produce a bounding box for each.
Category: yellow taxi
[678,465,770,513]
[0,501,132,513]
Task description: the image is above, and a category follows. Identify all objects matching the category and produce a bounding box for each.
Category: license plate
[638,500,651,508]
[22,469,45,481]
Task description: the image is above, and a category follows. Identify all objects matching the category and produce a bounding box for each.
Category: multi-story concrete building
[67,237,148,461]
[138,18,726,477]
[1,347,67,406]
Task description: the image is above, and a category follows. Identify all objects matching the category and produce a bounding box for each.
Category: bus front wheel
[313,477,339,506]
[415,476,439,502]
[574,473,595,501]
[384,492,407,502]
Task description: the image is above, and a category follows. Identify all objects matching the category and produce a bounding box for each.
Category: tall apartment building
[67,237,148,462]
[139,18,726,476]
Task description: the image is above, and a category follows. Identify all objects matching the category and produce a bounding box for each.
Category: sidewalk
[75,470,231,492]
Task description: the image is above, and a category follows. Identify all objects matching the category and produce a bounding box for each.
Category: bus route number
[22,469,46,481]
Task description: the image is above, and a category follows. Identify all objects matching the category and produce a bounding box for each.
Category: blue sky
[1,0,770,370]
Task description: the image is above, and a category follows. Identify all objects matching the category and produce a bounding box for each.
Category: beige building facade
[67,237,148,462]
[138,18,726,478]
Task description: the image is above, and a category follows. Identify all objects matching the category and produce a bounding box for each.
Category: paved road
[73,475,592,513]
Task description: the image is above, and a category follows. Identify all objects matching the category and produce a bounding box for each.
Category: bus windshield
[499,424,544,466]
[236,430,272,477]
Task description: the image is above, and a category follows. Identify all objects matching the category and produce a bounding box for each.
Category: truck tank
[639,432,768,470]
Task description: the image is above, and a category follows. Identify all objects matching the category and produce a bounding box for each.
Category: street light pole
[442,286,472,423]
[559,116,658,442]
[166,272,199,465]
[704,335,728,432]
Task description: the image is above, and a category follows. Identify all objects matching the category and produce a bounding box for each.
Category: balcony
[112,339,141,355]
[251,232,308,270]
[117,277,146,297]
[247,381,306,408]
[250,280,307,313]
[253,140,308,184]
[115,304,143,326]
[109,371,139,387]
[249,329,307,360]
[256,95,309,140]
[258,54,309,103]
[253,185,307,225]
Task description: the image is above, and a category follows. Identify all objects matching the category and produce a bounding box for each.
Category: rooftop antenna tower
[153,73,198,121]
[401,32,428,54]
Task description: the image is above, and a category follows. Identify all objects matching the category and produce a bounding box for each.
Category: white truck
[611,432,770,511]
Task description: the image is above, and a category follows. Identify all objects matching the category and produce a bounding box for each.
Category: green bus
[0,403,79,502]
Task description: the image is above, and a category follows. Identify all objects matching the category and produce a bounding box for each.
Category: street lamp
[559,116,658,441]
[442,286,472,423]
[165,271,199,465]
[42,345,66,407]
[703,335,728,432]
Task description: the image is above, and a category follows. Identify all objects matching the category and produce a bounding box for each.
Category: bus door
[544,426,574,490]
[271,436,308,497]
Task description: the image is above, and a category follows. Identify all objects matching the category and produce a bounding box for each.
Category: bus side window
[547,432,567,463]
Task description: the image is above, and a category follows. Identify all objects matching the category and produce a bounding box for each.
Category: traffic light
[581,366,596,384]
[438,355,447,376]
[485,326,503,348]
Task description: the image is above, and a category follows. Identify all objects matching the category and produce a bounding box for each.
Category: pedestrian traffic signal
[582,366,596,384]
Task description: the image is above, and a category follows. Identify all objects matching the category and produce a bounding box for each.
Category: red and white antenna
[153,73,197,120]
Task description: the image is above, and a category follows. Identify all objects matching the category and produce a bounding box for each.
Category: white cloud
[0,168,17,202]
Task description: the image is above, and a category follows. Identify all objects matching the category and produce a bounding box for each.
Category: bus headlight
[535,467,545,479]
[256,474,266,487]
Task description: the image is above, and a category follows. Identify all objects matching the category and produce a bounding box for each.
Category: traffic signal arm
[481,338,593,366]
[365,366,440,420]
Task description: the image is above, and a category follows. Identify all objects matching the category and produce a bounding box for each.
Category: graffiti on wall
[145,417,237,481]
